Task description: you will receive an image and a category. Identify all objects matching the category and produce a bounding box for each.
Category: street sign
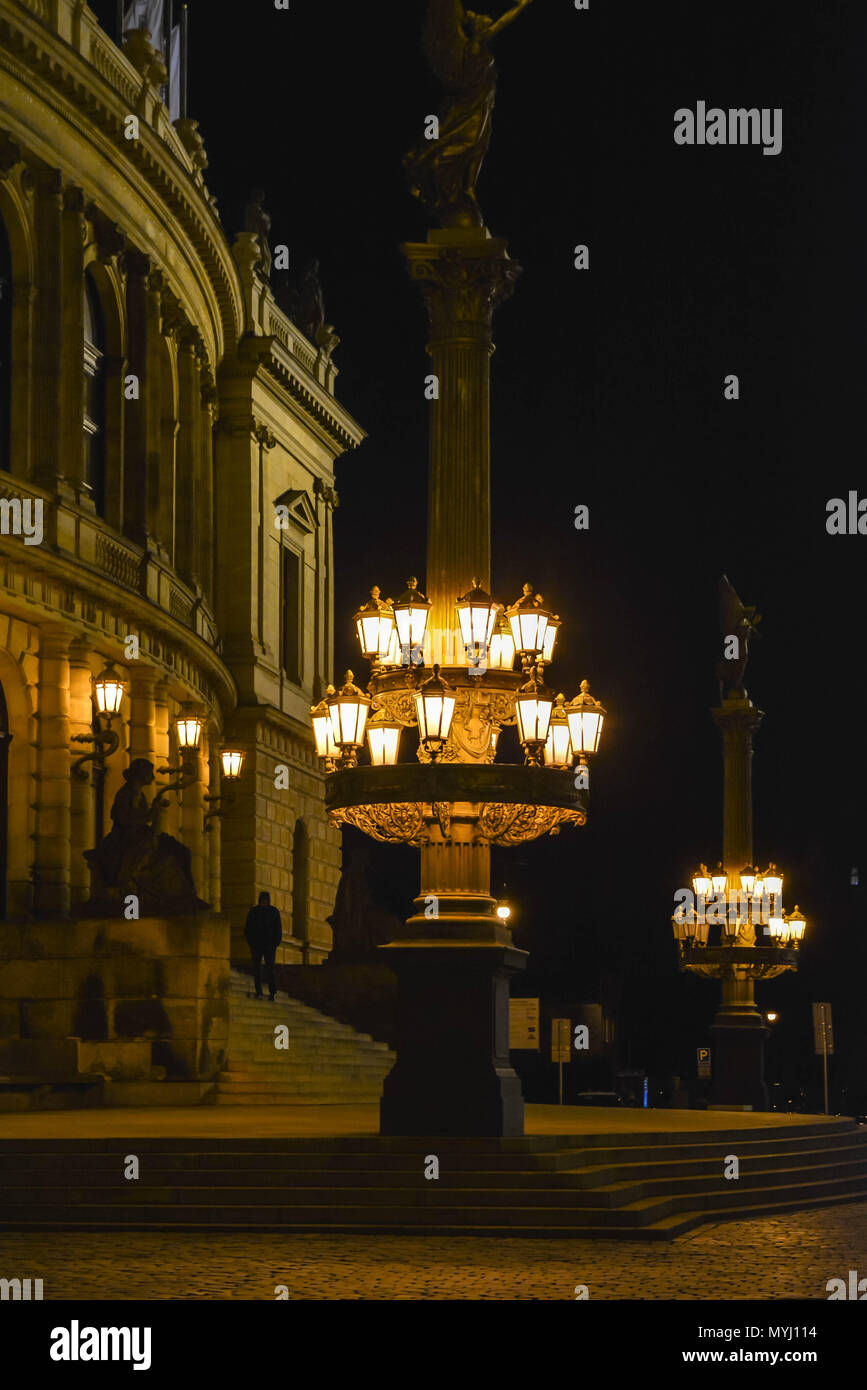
[696,1046,712,1079]
[551,1018,571,1062]
[812,1002,834,1055]
[509,998,540,1050]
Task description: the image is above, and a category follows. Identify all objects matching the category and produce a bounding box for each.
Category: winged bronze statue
[404,0,534,229]
[716,575,761,701]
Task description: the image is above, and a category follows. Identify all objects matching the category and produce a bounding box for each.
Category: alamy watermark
[0,496,43,545]
[674,103,782,157]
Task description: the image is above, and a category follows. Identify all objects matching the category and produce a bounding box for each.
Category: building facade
[0,0,362,970]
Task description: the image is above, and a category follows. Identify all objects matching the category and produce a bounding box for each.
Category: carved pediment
[274,487,317,535]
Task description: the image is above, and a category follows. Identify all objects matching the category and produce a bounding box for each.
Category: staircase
[1,1118,866,1237]
[215,969,394,1106]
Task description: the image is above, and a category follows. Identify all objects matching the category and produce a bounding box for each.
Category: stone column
[198,370,217,604]
[208,737,221,911]
[68,639,95,907]
[709,696,768,1111]
[31,168,65,494]
[128,664,158,762]
[123,250,152,547]
[144,267,165,552]
[61,184,87,503]
[154,679,179,839]
[402,230,520,639]
[33,624,72,916]
[174,326,200,588]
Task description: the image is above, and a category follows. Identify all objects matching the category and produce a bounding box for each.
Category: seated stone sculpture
[85,758,209,916]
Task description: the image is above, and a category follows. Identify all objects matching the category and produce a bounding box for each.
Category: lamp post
[315,14,607,1138]
[673,581,808,1112]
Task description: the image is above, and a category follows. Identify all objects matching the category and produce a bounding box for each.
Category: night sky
[94,0,865,1103]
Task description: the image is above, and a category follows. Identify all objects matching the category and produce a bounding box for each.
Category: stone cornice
[262,338,365,456]
[0,0,243,362]
[0,534,236,716]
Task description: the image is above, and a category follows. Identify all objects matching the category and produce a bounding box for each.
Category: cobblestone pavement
[2,1203,865,1299]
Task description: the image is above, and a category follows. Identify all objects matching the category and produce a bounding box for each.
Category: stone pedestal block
[378,943,525,1137]
[0,915,230,1090]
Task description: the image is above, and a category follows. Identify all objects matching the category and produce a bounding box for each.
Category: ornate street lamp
[543,693,573,769]
[456,580,499,671]
[711,863,728,895]
[71,661,127,781]
[93,663,126,719]
[354,586,395,664]
[515,666,554,766]
[366,707,403,767]
[158,708,205,799]
[565,680,606,759]
[786,907,806,944]
[506,583,551,670]
[740,864,757,895]
[311,688,338,767]
[488,617,516,671]
[692,863,712,897]
[220,748,245,780]
[393,577,431,665]
[540,611,561,665]
[327,672,371,768]
[204,747,246,830]
[415,664,455,761]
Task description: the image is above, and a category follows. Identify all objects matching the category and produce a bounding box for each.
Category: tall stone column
[175,326,201,588]
[33,625,72,916]
[403,230,520,640]
[379,231,525,1137]
[128,664,158,762]
[61,184,87,503]
[68,639,95,907]
[31,168,65,495]
[123,250,153,548]
[198,371,217,603]
[709,695,769,1110]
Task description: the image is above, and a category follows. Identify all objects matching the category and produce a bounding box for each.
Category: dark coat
[244,904,283,950]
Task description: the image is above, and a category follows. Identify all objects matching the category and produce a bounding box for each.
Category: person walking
[244,890,283,1001]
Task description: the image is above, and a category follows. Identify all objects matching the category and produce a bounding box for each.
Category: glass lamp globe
[506,583,550,662]
[456,580,498,668]
[393,577,432,659]
[175,713,204,751]
[489,619,516,671]
[94,663,126,718]
[414,664,456,758]
[366,709,403,767]
[565,680,606,757]
[353,586,395,662]
[311,688,338,760]
[327,672,371,753]
[220,748,245,780]
[543,694,573,768]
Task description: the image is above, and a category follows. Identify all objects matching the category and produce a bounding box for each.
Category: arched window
[292,819,309,949]
[83,271,106,514]
[0,214,11,471]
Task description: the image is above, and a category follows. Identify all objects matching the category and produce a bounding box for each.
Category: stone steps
[2,1118,866,1237]
[215,969,394,1106]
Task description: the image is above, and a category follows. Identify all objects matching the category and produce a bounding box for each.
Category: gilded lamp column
[403,231,520,642]
[709,694,768,1109]
[377,229,525,1137]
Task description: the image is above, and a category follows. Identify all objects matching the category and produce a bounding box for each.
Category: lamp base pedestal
[377,942,527,1137]
[709,1006,770,1112]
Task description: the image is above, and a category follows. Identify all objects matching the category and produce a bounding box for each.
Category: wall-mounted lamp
[71,662,127,781]
[204,747,246,831]
[158,710,204,799]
